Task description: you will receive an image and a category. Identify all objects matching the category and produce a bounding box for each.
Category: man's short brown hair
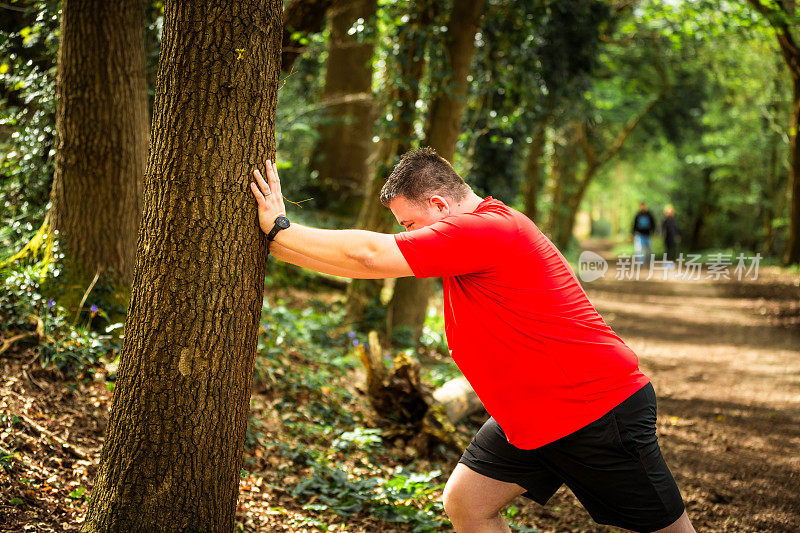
[380,147,470,207]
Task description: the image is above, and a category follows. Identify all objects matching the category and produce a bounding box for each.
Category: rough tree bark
[80,1,282,531]
[308,0,377,219]
[49,0,148,287]
[386,0,485,345]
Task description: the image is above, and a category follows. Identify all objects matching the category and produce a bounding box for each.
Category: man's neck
[453,191,487,215]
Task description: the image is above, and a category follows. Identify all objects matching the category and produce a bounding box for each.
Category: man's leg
[443,462,527,533]
[633,233,644,263]
[654,509,696,533]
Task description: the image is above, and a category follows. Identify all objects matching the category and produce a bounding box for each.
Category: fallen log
[432,376,484,425]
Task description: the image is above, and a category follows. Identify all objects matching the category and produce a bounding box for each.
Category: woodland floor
[1,239,798,532]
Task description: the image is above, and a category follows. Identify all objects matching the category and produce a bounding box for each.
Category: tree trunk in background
[785,77,800,265]
[308,0,377,220]
[763,128,783,256]
[49,0,148,287]
[522,121,548,223]
[281,0,334,72]
[345,0,438,332]
[546,122,581,249]
[80,1,281,531]
[688,167,714,251]
[745,0,800,265]
[386,0,485,346]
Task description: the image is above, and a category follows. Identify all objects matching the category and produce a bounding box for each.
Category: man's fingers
[266,160,282,197]
[253,168,271,195]
[250,181,269,204]
[271,160,282,197]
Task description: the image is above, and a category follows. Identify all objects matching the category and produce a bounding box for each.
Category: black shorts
[457,383,685,533]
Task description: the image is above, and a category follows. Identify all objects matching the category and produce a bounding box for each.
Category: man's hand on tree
[250,160,287,234]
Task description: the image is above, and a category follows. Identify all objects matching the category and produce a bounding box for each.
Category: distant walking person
[661,205,681,263]
[632,201,657,265]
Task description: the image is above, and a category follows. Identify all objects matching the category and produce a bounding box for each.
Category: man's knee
[443,476,485,521]
[442,480,469,519]
[442,466,522,522]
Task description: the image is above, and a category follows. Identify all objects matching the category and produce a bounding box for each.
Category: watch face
[276,216,290,229]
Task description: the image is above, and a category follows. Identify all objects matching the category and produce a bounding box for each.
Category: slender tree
[521,119,549,222]
[745,0,800,265]
[49,0,148,286]
[386,0,485,344]
[80,1,282,530]
[344,0,438,330]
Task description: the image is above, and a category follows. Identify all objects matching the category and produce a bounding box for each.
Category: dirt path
[544,241,800,532]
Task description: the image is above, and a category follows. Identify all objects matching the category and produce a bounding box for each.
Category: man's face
[639,202,647,211]
[388,195,450,232]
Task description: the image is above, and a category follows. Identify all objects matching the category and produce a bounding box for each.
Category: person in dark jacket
[631,202,656,265]
[661,204,681,262]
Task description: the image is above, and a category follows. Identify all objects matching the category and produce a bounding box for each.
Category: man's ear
[429,195,449,213]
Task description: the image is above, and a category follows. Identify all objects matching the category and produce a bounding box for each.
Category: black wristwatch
[266,215,290,254]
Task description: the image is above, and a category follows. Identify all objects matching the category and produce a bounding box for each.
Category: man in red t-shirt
[250,149,696,533]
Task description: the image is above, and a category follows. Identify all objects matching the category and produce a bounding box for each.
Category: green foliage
[0,1,60,255]
[0,242,122,376]
[331,427,384,452]
[274,31,330,215]
[573,0,792,258]
[389,324,416,348]
[254,299,358,430]
[68,486,87,500]
[291,462,448,532]
[464,0,615,202]
[420,305,448,356]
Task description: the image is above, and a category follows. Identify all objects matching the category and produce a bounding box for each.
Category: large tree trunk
[386,0,484,345]
[49,0,148,287]
[80,1,282,531]
[308,0,377,220]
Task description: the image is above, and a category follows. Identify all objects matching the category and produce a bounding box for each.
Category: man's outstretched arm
[269,235,410,279]
[250,161,414,280]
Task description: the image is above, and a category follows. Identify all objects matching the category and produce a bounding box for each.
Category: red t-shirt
[393,196,650,449]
